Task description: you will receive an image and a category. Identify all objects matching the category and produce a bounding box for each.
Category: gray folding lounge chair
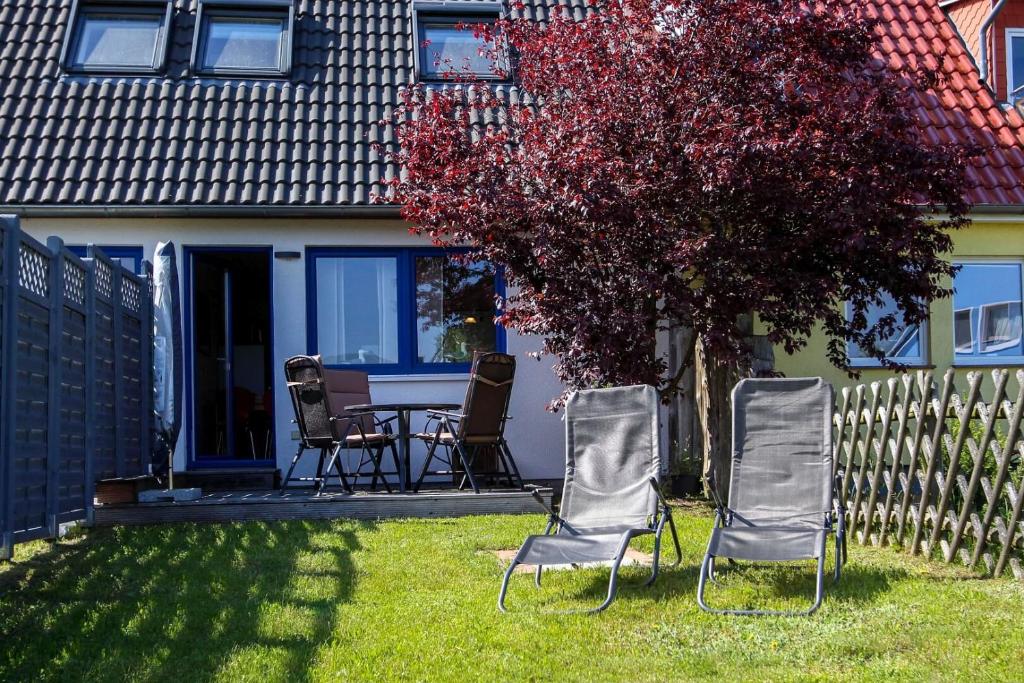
[498,385,681,614]
[697,377,846,616]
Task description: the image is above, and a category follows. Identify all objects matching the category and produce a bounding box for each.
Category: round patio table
[344,402,460,493]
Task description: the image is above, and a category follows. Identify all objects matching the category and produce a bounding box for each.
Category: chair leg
[414,437,442,492]
[313,449,327,496]
[644,526,662,587]
[321,445,352,494]
[370,444,392,494]
[280,444,305,495]
[833,529,844,583]
[665,513,683,568]
[696,550,829,616]
[497,560,519,613]
[457,442,481,494]
[500,440,524,489]
[388,440,401,491]
[498,538,635,615]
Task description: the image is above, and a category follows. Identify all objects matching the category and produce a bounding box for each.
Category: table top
[344,402,461,412]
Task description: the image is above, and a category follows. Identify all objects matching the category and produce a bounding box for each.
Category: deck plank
[93,488,553,526]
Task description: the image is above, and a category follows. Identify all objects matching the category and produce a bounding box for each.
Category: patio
[92,486,555,526]
[2,508,1022,682]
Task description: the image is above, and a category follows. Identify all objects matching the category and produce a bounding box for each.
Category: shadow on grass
[509,552,902,613]
[0,520,367,682]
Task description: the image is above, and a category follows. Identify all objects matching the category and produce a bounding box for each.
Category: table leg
[398,409,409,493]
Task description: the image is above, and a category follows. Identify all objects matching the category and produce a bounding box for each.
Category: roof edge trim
[0,204,406,218]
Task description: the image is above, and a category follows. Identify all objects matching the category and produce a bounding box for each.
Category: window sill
[368,373,471,382]
[847,360,931,369]
[952,360,1024,368]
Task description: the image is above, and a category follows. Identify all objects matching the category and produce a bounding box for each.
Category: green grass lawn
[2,505,1022,682]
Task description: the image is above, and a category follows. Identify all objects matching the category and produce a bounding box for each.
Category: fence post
[45,237,65,540]
[139,265,153,476]
[111,263,125,478]
[0,216,19,560]
[83,257,97,526]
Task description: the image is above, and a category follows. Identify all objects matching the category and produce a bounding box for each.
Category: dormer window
[1008,29,1024,104]
[414,2,504,81]
[192,0,294,77]
[62,0,172,74]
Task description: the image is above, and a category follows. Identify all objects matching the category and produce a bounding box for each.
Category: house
[0,0,581,483]
[0,0,1021,484]
[767,0,1024,387]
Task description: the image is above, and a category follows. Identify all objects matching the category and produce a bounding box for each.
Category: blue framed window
[953,261,1024,365]
[307,248,505,374]
[846,294,928,367]
[67,244,145,275]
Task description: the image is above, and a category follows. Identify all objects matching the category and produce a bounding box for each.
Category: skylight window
[414,2,504,81]
[192,0,294,77]
[62,1,172,74]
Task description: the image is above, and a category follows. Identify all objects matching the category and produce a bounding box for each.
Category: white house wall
[22,216,569,481]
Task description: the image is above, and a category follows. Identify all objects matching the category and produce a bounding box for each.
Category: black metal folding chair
[413,352,523,493]
[281,355,395,495]
[697,377,846,616]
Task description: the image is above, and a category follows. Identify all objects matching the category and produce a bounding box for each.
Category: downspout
[978,0,1008,85]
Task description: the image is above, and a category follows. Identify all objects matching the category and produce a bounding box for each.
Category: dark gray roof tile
[0,0,589,207]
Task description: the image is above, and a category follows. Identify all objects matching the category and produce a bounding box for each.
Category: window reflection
[847,292,924,362]
[201,16,286,72]
[415,256,497,364]
[71,12,164,70]
[417,15,499,79]
[953,262,1024,360]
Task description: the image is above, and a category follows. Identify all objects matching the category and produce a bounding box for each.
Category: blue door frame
[183,245,275,470]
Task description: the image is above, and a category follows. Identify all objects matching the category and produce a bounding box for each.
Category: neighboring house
[768,0,1024,386]
[945,0,1024,104]
[0,0,573,481]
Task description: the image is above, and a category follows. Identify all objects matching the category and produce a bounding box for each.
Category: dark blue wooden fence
[0,215,152,560]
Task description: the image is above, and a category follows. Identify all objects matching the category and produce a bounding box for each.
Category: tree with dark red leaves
[380,0,970,407]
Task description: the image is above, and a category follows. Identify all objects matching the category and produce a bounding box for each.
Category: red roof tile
[867,0,1024,206]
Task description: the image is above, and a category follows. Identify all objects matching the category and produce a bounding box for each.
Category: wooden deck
[94,487,554,526]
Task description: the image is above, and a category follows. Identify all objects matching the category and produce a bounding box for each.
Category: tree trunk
[695,337,736,501]
[693,315,775,503]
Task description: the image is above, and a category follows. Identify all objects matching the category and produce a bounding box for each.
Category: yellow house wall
[766,216,1024,389]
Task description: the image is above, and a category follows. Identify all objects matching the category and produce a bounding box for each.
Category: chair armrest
[426,409,464,420]
[704,471,727,516]
[648,477,673,514]
[524,486,570,528]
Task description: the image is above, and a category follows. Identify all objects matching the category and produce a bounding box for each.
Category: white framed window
[413,1,505,81]
[1006,29,1024,104]
[191,0,294,77]
[61,0,173,74]
[846,294,928,367]
[953,261,1024,365]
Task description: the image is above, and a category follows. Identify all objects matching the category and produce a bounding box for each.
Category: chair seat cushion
[708,524,828,562]
[513,528,652,566]
[344,432,393,445]
[413,431,456,444]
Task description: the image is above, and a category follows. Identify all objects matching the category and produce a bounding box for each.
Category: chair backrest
[284,355,335,448]
[456,352,516,444]
[728,377,834,523]
[560,385,660,531]
[322,368,375,434]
